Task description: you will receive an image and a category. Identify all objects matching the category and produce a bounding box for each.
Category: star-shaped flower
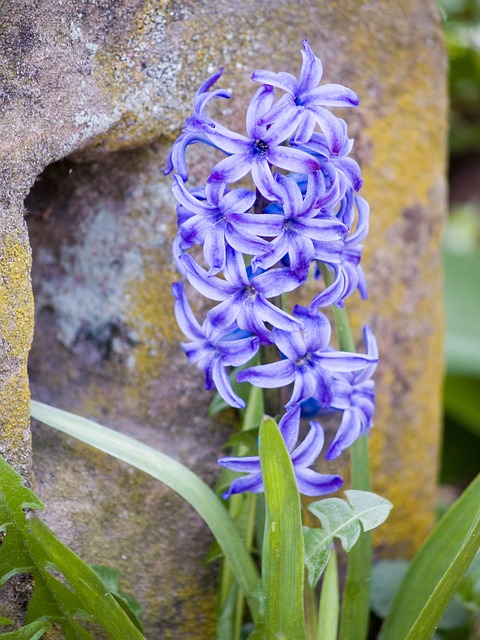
[173,175,278,275]
[252,39,359,149]
[197,84,322,201]
[237,308,376,407]
[218,405,343,497]
[252,173,346,279]
[180,247,304,344]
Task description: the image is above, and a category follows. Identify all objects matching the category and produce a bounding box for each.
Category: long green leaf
[259,416,306,640]
[30,400,261,621]
[379,472,480,640]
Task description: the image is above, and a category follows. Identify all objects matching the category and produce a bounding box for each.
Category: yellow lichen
[0,232,34,359]
[0,231,34,476]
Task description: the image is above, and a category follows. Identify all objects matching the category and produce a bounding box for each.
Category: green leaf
[444,248,480,375]
[379,472,480,640]
[89,564,144,632]
[259,416,306,640]
[0,455,145,640]
[304,490,392,589]
[30,400,261,622]
[28,517,145,639]
[0,620,51,639]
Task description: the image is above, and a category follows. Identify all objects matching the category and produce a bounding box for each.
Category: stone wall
[0,0,447,635]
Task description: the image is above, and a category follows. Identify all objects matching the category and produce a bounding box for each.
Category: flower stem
[317,548,340,640]
[218,382,264,638]
[319,263,373,640]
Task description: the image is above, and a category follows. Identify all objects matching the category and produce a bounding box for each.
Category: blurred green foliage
[438,0,480,154]
[438,0,480,490]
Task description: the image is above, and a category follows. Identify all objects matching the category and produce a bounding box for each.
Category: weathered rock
[0,0,447,635]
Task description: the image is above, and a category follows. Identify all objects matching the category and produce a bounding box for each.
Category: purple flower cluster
[166,40,378,498]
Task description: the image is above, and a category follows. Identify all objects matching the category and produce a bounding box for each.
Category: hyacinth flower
[300,124,363,193]
[180,248,303,345]
[172,282,259,408]
[166,39,378,500]
[219,406,343,497]
[190,83,323,201]
[172,175,273,275]
[164,67,232,180]
[325,325,378,459]
[252,39,359,148]
[251,173,347,280]
[237,309,376,408]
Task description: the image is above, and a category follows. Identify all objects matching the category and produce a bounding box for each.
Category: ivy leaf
[0,455,145,640]
[304,490,393,588]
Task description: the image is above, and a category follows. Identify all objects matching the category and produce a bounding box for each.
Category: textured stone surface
[0,0,447,634]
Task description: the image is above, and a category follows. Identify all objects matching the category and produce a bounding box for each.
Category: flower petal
[291,421,325,466]
[237,359,295,388]
[268,145,321,175]
[278,405,301,451]
[211,357,246,409]
[295,468,343,496]
[222,473,264,499]
[251,69,298,94]
[171,282,204,340]
[325,409,362,460]
[298,39,324,92]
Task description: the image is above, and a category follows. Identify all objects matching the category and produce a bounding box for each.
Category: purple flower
[172,175,277,274]
[164,68,230,180]
[172,282,259,408]
[252,39,359,149]
[198,84,322,201]
[237,309,377,407]
[298,125,363,192]
[325,325,378,459]
[167,44,375,501]
[185,67,231,130]
[252,173,346,279]
[309,193,370,310]
[180,247,304,344]
[218,406,343,497]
